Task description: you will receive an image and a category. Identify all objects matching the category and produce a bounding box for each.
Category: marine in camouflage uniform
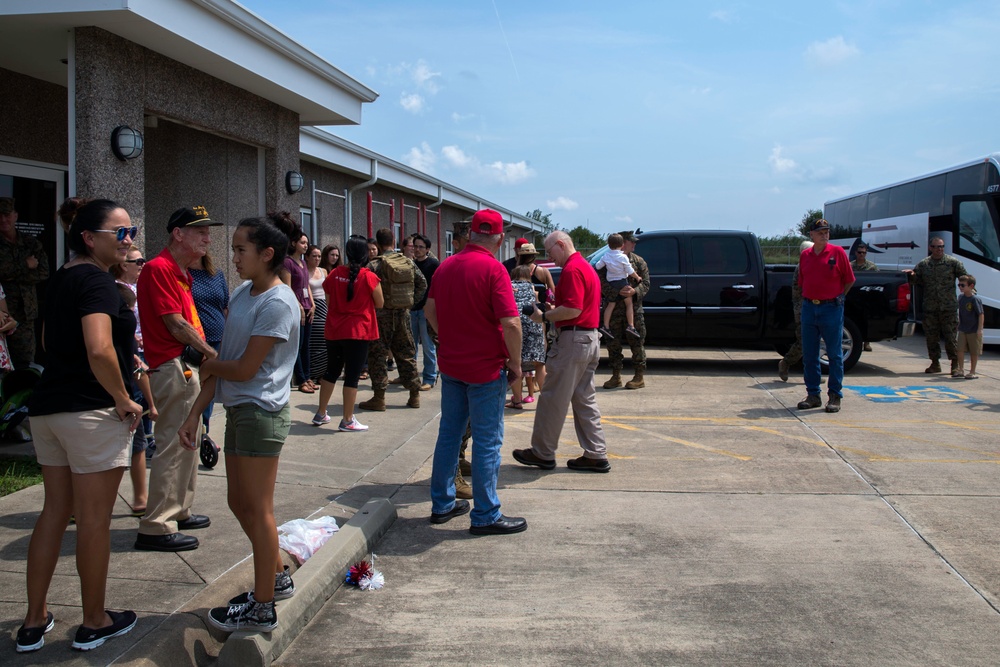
[359,231,427,410]
[851,244,879,351]
[908,238,966,373]
[599,230,649,389]
[778,264,804,381]
[0,197,49,369]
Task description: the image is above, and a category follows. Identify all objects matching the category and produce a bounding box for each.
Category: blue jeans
[410,309,438,385]
[801,300,844,398]
[430,371,506,527]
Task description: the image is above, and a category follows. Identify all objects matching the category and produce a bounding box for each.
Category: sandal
[131,507,147,518]
[505,400,523,410]
[523,396,535,403]
[299,383,315,394]
[359,371,369,380]
[965,372,979,379]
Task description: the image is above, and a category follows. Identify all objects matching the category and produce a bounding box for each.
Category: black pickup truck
[584,230,914,371]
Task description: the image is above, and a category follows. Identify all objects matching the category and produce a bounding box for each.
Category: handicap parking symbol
[844,385,980,404]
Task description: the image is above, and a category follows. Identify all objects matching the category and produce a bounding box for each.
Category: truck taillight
[896,283,911,312]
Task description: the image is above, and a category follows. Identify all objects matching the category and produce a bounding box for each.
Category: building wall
[73,27,300,275]
[0,67,68,166]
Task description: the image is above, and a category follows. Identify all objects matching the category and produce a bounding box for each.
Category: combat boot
[925,360,942,374]
[455,470,473,499]
[778,359,789,382]
[950,358,960,375]
[625,370,645,390]
[359,387,386,412]
[407,387,420,408]
[603,371,623,389]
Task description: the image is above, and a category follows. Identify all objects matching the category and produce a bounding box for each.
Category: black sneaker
[15,611,54,653]
[208,594,277,632]
[228,566,296,604]
[71,610,137,651]
[598,326,614,341]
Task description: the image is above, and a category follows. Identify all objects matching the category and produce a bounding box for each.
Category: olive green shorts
[223,403,291,458]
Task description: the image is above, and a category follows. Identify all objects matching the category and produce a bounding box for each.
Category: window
[445,231,454,257]
[638,237,680,274]
[945,164,987,214]
[957,200,1000,266]
[888,182,915,217]
[912,174,946,217]
[867,189,889,221]
[689,236,749,274]
[848,195,868,231]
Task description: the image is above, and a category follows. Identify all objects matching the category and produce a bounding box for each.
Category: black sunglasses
[125,258,146,267]
[92,226,139,242]
[958,283,968,287]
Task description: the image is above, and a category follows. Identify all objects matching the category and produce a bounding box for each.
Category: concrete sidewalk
[4,336,1000,665]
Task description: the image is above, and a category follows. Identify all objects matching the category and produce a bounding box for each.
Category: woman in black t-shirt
[16,199,143,654]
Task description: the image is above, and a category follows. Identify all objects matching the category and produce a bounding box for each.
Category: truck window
[690,237,749,274]
[639,237,680,274]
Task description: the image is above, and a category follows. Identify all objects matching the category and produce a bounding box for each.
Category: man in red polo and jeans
[513,230,610,472]
[426,209,525,535]
[135,206,221,552]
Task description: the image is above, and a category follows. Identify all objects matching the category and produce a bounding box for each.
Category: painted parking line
[603,419,752,461]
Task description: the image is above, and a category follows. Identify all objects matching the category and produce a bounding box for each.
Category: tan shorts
[31,408,133,473]
[957,331,983,356]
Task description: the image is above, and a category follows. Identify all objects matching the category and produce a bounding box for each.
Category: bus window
[913,174,946,217]
[888,182,915,217]
[957,199,1000,265]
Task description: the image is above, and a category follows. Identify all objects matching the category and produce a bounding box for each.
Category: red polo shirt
[137,247,205,369]
[798,243,855,301]
[429,243,518,384]
[555,251,601,328]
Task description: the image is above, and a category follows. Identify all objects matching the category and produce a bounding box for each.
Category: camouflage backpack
[374,253,416,309]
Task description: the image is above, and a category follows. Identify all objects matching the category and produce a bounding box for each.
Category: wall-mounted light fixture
[111,125,143,161]
[285,170,304,194]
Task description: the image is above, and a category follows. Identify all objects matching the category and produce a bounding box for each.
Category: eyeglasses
[92,226,138,242]
[125,258,145,267]
[930,245,945,249]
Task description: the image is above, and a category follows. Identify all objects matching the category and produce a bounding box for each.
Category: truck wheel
[820,317,862,373]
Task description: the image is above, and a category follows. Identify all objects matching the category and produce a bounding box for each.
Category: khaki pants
[530,329,607,460]
[139,357,202,536]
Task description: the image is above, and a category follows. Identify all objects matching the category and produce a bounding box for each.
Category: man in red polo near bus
[425,209,526,535]
[513,230,610,472]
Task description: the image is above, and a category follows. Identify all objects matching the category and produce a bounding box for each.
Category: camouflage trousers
[7,321,35,370]
[923,309,958,362]
[367,309,420,391]
[783,312,803,366]
[607,305,646,372]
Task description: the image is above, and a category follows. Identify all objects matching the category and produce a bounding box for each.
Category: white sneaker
[339,417,368,432]
[312,412,331,426]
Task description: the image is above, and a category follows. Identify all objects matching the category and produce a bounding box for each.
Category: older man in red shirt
[425,209,526,536]
[513,230,610,472]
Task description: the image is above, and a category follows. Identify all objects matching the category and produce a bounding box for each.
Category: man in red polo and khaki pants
[513,230,610,473]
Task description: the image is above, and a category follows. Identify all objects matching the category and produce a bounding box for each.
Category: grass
[0,456,43,497]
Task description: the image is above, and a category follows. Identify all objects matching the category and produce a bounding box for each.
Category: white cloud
[400,92,425,114]
[488,160,534,185]
[451,112,475,123]
[412,60,442,94]
[805,36,860,66]
[547,196,579,211]
[709,9,736,23]
[614,215,633,224]
[404,142,436,173]
[441,145,473,168]
[768,145,798,174]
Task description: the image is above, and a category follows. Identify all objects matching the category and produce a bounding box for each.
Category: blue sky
[240,1,1000,238]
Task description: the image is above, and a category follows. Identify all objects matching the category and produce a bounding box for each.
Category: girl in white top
[306,244,328,383]
[179,217,299,633]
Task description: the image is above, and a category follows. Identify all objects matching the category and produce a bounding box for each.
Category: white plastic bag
[277,516,340,564]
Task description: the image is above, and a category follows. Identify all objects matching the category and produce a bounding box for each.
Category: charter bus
[824,153,1000,344]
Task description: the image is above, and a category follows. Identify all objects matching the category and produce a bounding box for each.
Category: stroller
[0,367,41,443]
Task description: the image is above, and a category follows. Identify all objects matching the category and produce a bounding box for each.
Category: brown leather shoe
[512,448,555,470]
[419,383,434,391]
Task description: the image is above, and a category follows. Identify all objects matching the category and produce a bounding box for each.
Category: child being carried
[596,233,640,342]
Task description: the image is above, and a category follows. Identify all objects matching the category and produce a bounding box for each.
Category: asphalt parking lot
[277,335,1000,667]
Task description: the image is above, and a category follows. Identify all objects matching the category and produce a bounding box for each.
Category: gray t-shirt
[216,281,300,411]
[958,294,983,334]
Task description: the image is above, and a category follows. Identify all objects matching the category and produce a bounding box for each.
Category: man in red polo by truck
[135,206,221,552]
[513,230,610,473]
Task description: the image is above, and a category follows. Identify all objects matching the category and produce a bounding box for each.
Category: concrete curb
[217,497,397,667]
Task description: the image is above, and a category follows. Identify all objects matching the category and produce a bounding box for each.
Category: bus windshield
[956,197,1000,266]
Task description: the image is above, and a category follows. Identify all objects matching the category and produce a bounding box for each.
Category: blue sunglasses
[92,226,139,242]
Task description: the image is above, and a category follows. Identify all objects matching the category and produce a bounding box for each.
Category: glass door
[0,158,67,268]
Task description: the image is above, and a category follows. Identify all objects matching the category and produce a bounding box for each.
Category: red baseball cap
[471,209,503,234]
[514,237,529,249]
